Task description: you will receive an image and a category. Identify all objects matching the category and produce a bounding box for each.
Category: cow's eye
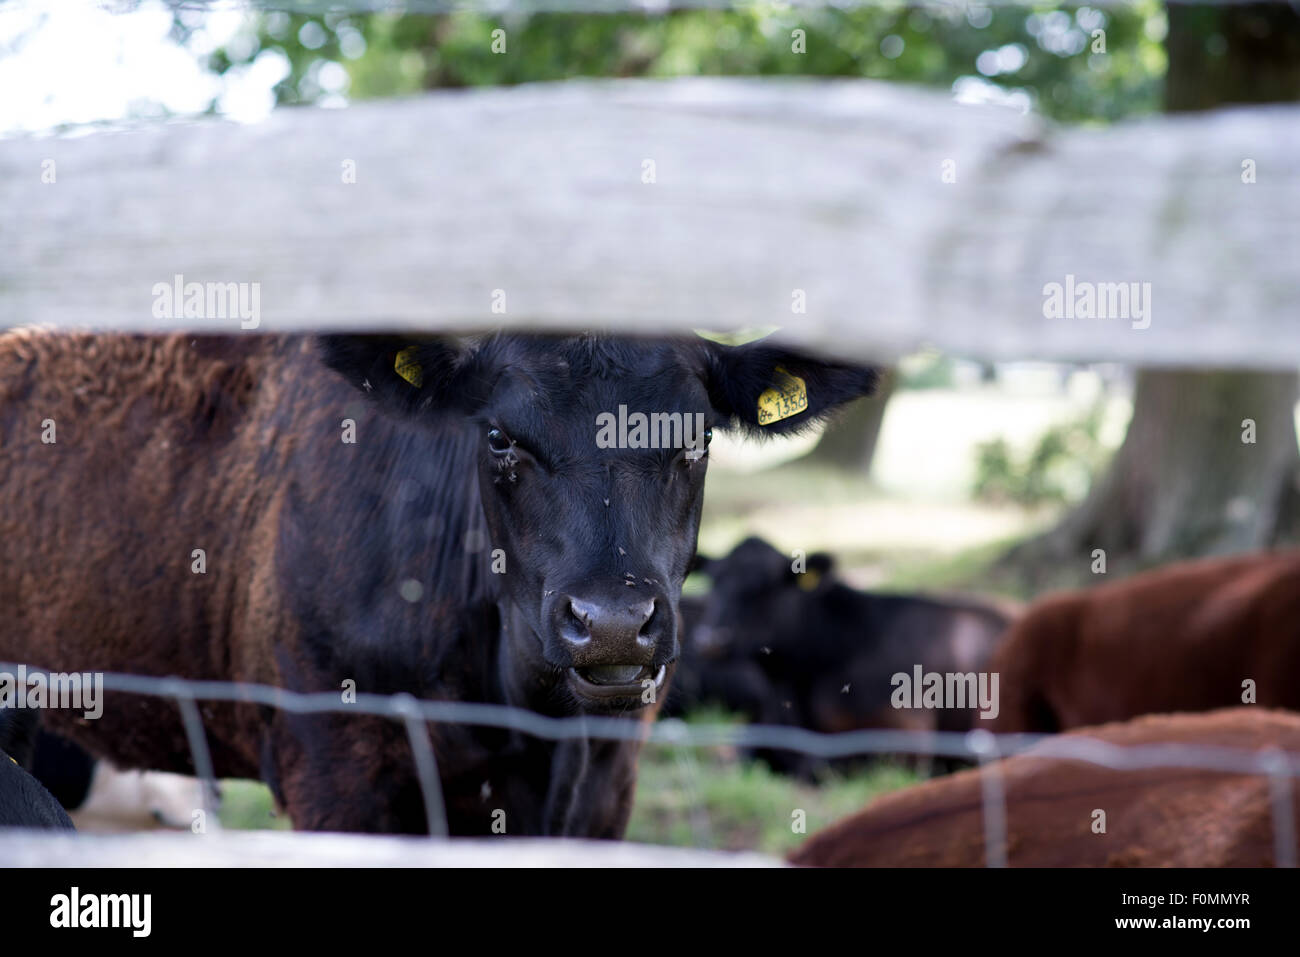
[680,427,713,466]
[487,428,513,455]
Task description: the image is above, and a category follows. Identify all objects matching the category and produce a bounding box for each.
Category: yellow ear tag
[394,347,423,388]
[797,569,821,591]
[756,366,808,426]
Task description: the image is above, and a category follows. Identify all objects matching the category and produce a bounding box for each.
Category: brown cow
[791,708,1300,867]
[989,551,1300,734]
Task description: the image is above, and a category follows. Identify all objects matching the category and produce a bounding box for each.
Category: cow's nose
[557,596,658,667]
[566,596,656,645]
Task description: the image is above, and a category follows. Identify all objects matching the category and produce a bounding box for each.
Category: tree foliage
[193,3,1167,124]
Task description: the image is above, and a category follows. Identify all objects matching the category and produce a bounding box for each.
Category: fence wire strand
[2,662,1298,865]
[163,679,223,835]
[1264,748,1298,869]
[392,692,449,838]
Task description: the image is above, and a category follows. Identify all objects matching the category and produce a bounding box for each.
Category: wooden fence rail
[0,830,783,867]
[2,77,1297,366]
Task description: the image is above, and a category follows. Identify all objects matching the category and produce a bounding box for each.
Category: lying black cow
[0,331,873,835]
[0,711,75,830]
[28,731,97,813]
[670,595,777,725]
[671,537,1014,777]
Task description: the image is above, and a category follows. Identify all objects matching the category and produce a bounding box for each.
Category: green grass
[217,779,290,831]
[627,739,920,855]
[624,707,920,855]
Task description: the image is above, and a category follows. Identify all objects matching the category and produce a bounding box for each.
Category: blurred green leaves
[198,2,1168,123]
[972,402,1110,506]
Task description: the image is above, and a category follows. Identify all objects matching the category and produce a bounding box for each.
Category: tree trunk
[799,370,895,474]
[1164,3,1300,111]
[1020,370,1299,564]
[1007,3,1300,578]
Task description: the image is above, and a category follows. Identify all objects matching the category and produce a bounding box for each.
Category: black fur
[305,334,877,830]
[30,731,96,810]
[0,711,75,830]
[670,537,1012,778]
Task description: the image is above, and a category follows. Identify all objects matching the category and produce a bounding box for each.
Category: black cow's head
[691,536,835,660]
[320,334,873,714]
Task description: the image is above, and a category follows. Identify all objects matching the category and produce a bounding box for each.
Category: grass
[626,710,921,855]
[218,779,290,831]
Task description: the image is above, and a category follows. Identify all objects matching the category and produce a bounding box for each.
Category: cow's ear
[807,552,834,576]
[689,551,715,575]
[793,552,834,592]
[317,334,487,416]
[699,339,878,436]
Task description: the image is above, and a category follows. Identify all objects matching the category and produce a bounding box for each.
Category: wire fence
[2,662,1297,866]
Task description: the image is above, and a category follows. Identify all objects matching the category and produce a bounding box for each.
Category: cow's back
[804,591,1011,736]
[0,752,75,830]
[0,334,344,775]
[991,552,1300,733]
[1,333,285,657]
[0,707,75,830]
[791,708,1300,867]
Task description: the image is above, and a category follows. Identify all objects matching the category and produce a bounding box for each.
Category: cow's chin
[566,663,669,713]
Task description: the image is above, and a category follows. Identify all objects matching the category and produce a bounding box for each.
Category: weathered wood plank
[2,78,1296,366]
[0,830,783,867]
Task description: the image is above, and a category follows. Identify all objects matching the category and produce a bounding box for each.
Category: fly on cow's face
[485,425,526,484]
[682,427,712,464]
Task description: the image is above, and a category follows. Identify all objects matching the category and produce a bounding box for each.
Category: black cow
[28,731,97,812]
[0,331,873,836]
[670,595,780,725]
[0,710,75,830]
[672,537,1013,777]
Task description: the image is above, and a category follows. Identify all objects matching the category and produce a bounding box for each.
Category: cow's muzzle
[545,584,678,708]
[567,663,668,703]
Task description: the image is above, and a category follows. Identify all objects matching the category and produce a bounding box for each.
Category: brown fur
[0,333,289,779]
[790,708,1300,867]
[988,552,1300,733]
